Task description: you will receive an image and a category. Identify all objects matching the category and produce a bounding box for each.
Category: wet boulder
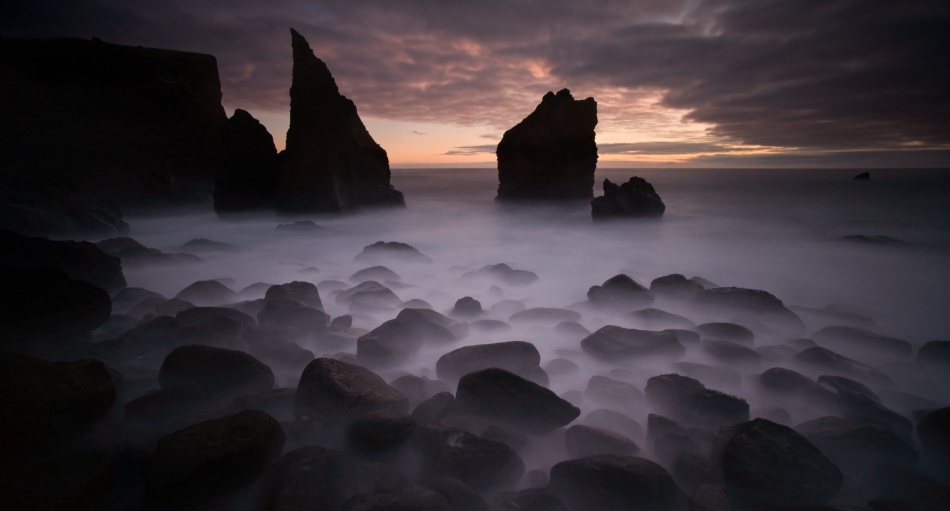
[265,281,323,310]
[354,241,433,264]
[453,368,580,434]
[145,410,285,508]
[345,411,416,457]
[0,354,115,458]
[416,424,525,491]
[0,266,111,348]
[491,488,564,511]
[349,265,400,284]
[713,418,843,507]
[97,237,203,265]
[336,281,401,308]
[694,286,805,336]
[627,308,695,330]
[695,322,754,345]
[565,424,640,458]
[496,88,597,201]
[837,389,913,439]
[159,345,274,402]
[411,391,455,426]
[859,463,950,510]
[581,325,685,362]
[813,326,912,362]
[342,486,452,511]
[817,374,881,403]
[649,273,703,300]
[645,374,749,430]
[794,346,893,386]
[583,409,644,440]
[175,279,239,306]
[294,358,408,442]
[459,263,539,286]
[585,375,643,407]
[358,308,466,367]
[702,340,762,368]
[0,230,125,292]
[388,374,450,408]
[591,176,666,219]
[257,297,330,333]
[672,362,741,390]
[257,446,353,511]
[452,296,483,317]
[796,416,918,477]
[550,455,687,511]
[436,341,545,385]
[587,274,654,310]
[112,287,166,315]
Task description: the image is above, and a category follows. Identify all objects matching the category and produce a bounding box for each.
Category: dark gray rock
[837,389,913,439]
[350,266,400,283]
[345,411,415,457]
[0,230,125,293]
[702,339,762,368]
[175,279,238,306]
[813,325,912,362]
[452,296,483,317]
[796,416,918,477]
[509,307,580,323]
[695,322,755,345]
[817,374,881,403]
[97,237,203,265]
[566,424,640,458]
[587,274,654,310]
[918,407,950,473]
[0,174,128,238]
[672,362,741,390]
[342,486,452,511]
[416,424,525,492]
[336,281,401,308]
[214,108,279,213]
[257,297,330,333]
[860,463,950,511]
[794,346,893,386]
[276,220,321,232]
[854,171,871,180]
[583,409,644,440]
[358,308,466,367]
[496,88,597,201]
[258,446,353,511]
[694,286,805,336]
[627,308,695,330]
[276,29,404,212]
[459,263,539,287]
[581,325,685,362]
[436,341,544,385]
[549,455,687,511]
[917,340,950,373]
[591,176,666,219]
[453,368,579,434]
[265,281,323,310]
[649,274,704,299]
[411,392,455,426]
[645,374,749,430]
[159,345,274,402]
[353,241,433,264]
[713,418,843,507]
[491,488,563,511]
[585,375,643,407]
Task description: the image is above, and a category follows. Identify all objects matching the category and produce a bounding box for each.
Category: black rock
[649,273,704,299]
[549,455,687,511]
[917,407,950,472]
[214,108,279,213]
[585,375,643,407]
[276,220,322,232]
[453,296,483,317]
[159,344,274,402]
[258,446,353,511]
[453,368,580,434]
[97,237,203,265]
[796,416,918,477]
[918,340,950,372]
[257,297,330,333]
[0,230,126,293]
[627,308,695,330]
[645,374,749,431]
[583,409,644,440]
[336,281,402,309]
[265,281,324,310]
[591,176,666,219]
[671,362,742,390]
[436,341,544,385]
[496,88,597,201]
[358,308,466,367]
[491,487,563,511]
[702,339,762,368]
[854,171,871,180]
[276,29,404,212]
[860,463,950,510]
[565,424,640,458]
[411,392,456,426]
[695,322,755,345]
[459,263,539,286]
[416,424,525,492]
[145,410,285,508]
[837,389,914,439]
[350,265,400,283]
[175,279,239,306]
[794,346,893,386]
[342,486,452,511]
[587,274,654,310]
[813,325,912,362]
[581,325,685,362]
[353,241,433,264]
[345,411,416,457]
[694,286,805,335]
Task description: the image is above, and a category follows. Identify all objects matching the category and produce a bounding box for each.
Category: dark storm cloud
[3,0,948,160]
[599,142,739,155]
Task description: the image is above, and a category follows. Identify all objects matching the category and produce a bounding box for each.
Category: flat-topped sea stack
[496,89,598,201]
[276,29,405,213]
[0,37,227,209]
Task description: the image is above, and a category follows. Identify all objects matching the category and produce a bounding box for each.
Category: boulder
[854,171,871,180]
[585,375,643,407]
[565,424,640,458]
[813,325,912,362]
[342,486,452,511]
[0,266,112,347]
[214,108,279,213]
[581,325,685,362]
[345,411,416,457]
[509,307,579,323]
[794,346,893,386]
[917,340,950,373]
[649,274,704,299]
[112,287,166,315]
[459,263,539,286]
[349,266,400,284]
[265,281,323,310]
[757,367,838,410]
[453,368,580,433]
[695,322,755,345]
[175,279,238,306]
[496,88,597,201]
[159,345,275,401]
[817,374,881,403]
[388,374,450,408]
[591,177,666,219]
[257,297,330,333]
[837,389,913,439]
[694,286,805,335]
[0,354,115,458]
[0,230,125,293]
[702,340,762,368]
[645,374,749,430]
[336,281,401,308]
[353,241,433,264]
[436,341,544,384]
[145,410,284,507]
[294,358,408,439]
[411,392,455,426]
[796,416,918,476]
[358,308,466,367]
[549,455,687,511]
[97,237,204,265]
[860,463,950,510]
[0,174,128,238]
[258,446,353,511]
[276,29,404,212]
[0,36,227,208]
[627,308,695,330]
[415,424,525,492]
[713,418,843,506]
[671,362,741,390]
[917,407,950,471]
[452,296,483,317]
[587,274,654,310]
[583,409,644,440]
[491,488,563,511]
[276,220,321,232]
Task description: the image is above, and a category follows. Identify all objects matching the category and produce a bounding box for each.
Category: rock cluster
[496,89,598,201]
[591,176,666,219]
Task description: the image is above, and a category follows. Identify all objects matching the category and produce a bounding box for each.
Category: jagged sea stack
[496,89,597,200]
[277,29,405,212]
[214,109,279,213]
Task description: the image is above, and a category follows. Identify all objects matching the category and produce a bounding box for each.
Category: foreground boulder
[159,345,274,402]
[436,341,545,384]
[813,325,912,362]
[646,374,748,431]
[796,416,918,477]
[145,410,284,508]
[276,29,404,212]
[0,230,126,292]
[416,424,525,491]
[214,108,279,213]
[549,455,686,511]
[258,446,353,511]
[591,177,665,219]
[453,368,580,433]
[713,418,843,506]
[357,308,466,367]
[587,274,654,310]
[581,326,685,362]
[0,353,115,458]
[496,88,597,200]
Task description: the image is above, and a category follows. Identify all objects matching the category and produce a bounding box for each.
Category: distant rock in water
[496,88,597,200]
[276,29,405,212]
[837,234,909,247]
[0,37,227,209]
[214,109,279,213]
[853,171,871,180]
[591,177,665,219]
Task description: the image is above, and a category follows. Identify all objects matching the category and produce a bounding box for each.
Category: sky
[3,0,948,168]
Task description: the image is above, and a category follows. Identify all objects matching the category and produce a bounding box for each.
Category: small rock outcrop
[496,89,597,200]
[276,29,404,212]
[591,177,666,219]
[214,108,279,213]
[854,171,871,180]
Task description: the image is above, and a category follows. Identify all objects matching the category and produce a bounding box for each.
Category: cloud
[599,141,740,155]
[443,144,497,156]
[411,130,427,135]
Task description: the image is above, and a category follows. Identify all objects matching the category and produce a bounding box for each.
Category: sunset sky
[3,0,948,168]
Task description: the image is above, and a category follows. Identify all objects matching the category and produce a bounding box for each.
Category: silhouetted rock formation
[591,176,665,219]
[214,109,279,213]
[854,171,871,180]
[0,37,227,209]
[277,29,405,212]
[496,89,597,200]
[1,230,126,293]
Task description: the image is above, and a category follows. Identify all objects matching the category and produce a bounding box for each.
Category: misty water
[117,167,950,477]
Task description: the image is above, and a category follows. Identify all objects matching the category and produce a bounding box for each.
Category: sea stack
[591,176,665,219]
[496,89,598,201]
[214,109,279,213]
[276,29,405,212]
